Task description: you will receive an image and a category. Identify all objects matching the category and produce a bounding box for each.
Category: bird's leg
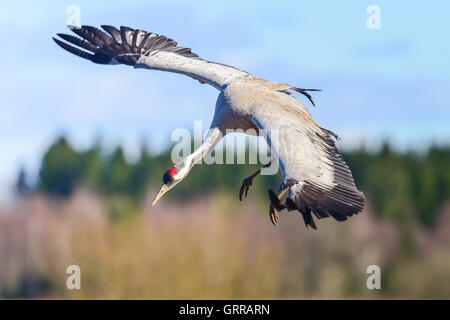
[239,162,271,201]
[268,186,290,225]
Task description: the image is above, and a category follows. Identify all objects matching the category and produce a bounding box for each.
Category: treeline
[19,136,450,227]
[34,136,280,201]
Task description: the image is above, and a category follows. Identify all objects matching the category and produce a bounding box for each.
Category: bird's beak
[152,184,169,206]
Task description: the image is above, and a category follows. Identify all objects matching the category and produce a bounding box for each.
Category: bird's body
[54,25,365,229]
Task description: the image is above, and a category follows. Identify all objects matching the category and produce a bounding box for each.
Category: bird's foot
[239,174,257,201]
[268,187,290,226]
[239,162,272,201]
[269,204,280,225]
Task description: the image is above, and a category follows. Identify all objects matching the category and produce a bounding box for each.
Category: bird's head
[152,166,185,206]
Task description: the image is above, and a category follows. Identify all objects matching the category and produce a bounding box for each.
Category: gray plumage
[53,25,365,229]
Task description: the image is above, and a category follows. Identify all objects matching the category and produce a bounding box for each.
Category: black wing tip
[300,208,318,230]
[120,25,135,31]
[303,88,322,92]
[100,24,116,31]
[54,24,203,66]
[291,87,321,107]
[52,36,61,48]
[52,36,64,47]
[52,36,95,62]
[308,219,318,230]
[304,91,316,107]
[54,26,118,65]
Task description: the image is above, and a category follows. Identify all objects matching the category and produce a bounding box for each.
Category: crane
[53,25,365,229]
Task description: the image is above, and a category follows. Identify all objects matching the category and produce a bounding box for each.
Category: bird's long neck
[178,126,224,174]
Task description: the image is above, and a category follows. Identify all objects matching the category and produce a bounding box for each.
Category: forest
[3,135,449,299]
[18,136,450,228]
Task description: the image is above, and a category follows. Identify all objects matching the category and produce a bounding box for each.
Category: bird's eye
[163,167,179,183]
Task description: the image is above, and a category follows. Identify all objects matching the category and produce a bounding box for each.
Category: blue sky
[0,1,449,200]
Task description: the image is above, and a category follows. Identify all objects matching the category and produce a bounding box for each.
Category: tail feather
[301,207,317,230]
[286,196,319,230]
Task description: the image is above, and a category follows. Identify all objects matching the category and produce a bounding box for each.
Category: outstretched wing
[250,91,365,228]
[53,25,250,89]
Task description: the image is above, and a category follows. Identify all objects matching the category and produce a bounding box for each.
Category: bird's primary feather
[53,25,250,89]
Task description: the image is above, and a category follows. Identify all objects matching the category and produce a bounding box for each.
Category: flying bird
[53,25,365,229]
